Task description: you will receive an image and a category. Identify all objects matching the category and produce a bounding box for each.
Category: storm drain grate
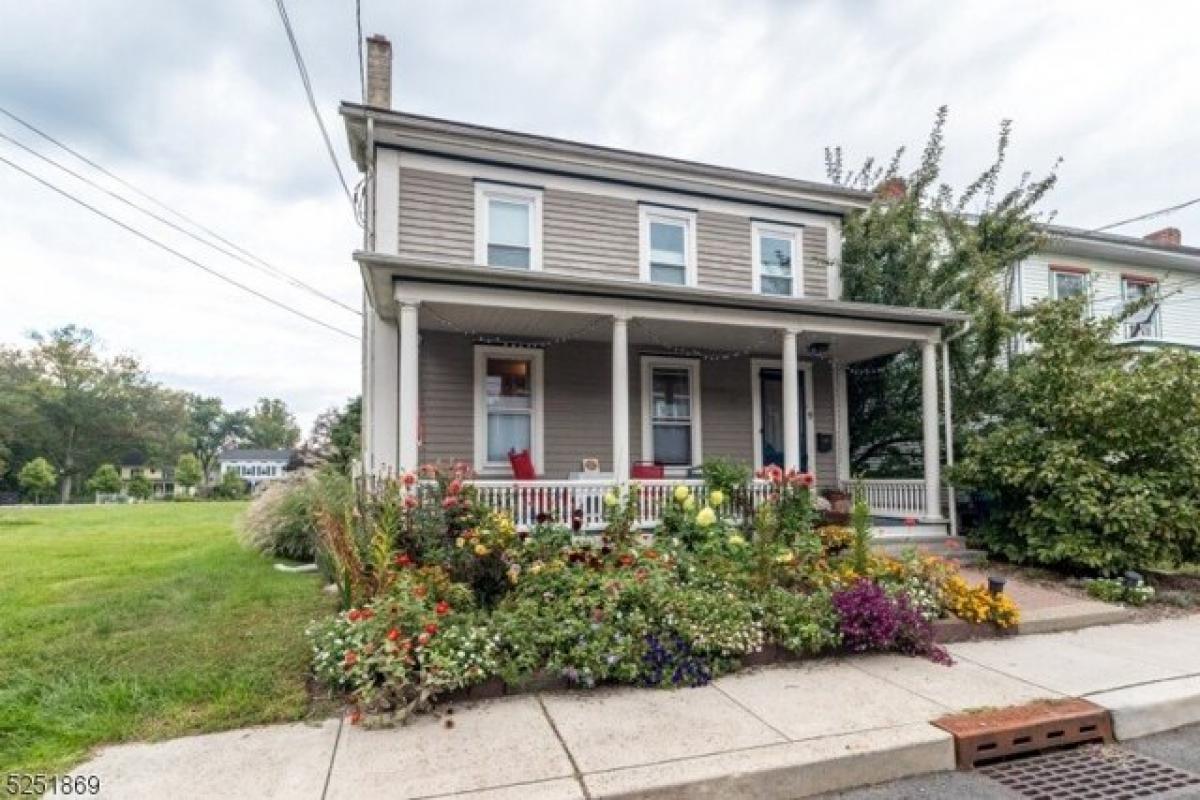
[979,744,1200,799]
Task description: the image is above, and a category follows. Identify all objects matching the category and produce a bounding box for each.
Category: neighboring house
[340,35,968,534]
[119,455,179,498]
[216,449,293,491]
[1010,225,1199,349]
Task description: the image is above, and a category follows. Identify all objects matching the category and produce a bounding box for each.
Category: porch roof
[356,253,969,332]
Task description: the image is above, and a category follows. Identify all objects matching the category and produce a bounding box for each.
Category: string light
[422,306,610,348]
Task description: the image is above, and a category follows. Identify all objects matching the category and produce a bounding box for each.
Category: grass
[0,502,334,774]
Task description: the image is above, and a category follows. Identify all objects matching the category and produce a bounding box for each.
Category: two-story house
[216,448,293,492]
[1010,224,1200,349]
[342,35,967,534]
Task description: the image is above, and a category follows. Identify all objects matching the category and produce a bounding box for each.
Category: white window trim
[752,221,804,298]
[640,356,702,473]
[749,359,817,476]
[473,345,545,475]
[1049,266,1089,300]
[639,205,698,287]
[474,182,543,271]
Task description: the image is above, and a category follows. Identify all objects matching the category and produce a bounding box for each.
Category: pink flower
[402,471,417,487]
[442,496,459,510]
[447,479,463,496]
[801,472,815,487]
[404,495,418,510]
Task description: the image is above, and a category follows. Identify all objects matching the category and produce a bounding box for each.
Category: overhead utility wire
[0,154,358,341]
[0,129,360,316]
[1094,196,1200,233]
[273,0,358,215]
[0,105,359,316]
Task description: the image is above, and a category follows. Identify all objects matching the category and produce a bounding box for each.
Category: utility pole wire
[0,129,360,316]
[1095,196,1200,233]
[0,105,359,316]
[273,0,358,216]
[0,154,359,341]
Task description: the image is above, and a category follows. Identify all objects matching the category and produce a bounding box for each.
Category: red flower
[387,627,401,641]
[442,496,459,510]
[435,600,451,616]
[404,495,418,509]
[447,479,463,496]
[402,471,417,487]
[343,650,358,666]
[417,632,431,646]
[349,709,363,725]
[801,472,815,487]
[360,608,375,620]
[394,553,413,567]
[424,623,439,636]
[347,609,362,622]
[413,585,429,599]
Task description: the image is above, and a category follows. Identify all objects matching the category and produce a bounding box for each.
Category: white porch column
[781,328,801,471]
[397,301,420,472]
[612,315,630,485]
[920,339,942,520]
[365,310,399,473]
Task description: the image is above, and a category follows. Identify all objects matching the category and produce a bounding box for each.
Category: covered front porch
[359,258,966,533]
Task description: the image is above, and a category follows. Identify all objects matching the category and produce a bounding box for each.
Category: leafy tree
[126,473,153,501]
[175,453,204,494]
[953,298,1200,573]
[826,107,1059,474]
[18,457,57,503]
[246,397,300,450]
[87,463,122,495]
[186,395,248,479]
[212,469,247,500]
[305,396,361,473]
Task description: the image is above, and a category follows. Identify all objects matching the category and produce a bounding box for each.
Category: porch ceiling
[420,303,920,362]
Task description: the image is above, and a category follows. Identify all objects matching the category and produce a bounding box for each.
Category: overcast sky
[2,0,1197,432]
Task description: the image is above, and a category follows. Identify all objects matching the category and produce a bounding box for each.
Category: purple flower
[832,580,951,665]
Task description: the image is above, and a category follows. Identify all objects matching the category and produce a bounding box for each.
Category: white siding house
[216,449,293,491]
[1011,225,1200,350]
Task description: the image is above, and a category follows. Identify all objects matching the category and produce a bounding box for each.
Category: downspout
[941,318,971,537]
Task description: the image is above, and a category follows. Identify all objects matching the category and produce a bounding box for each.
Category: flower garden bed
[305,462,1020,726]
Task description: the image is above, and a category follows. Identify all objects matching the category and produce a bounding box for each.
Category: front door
[759,368,808,471]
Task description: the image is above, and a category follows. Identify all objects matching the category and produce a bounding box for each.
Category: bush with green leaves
[1085,577,1155,607]
[126,473,152,500]
[239,468,351,561]
[86,463,122,495]
[211,468,247,500]
[954,299,1200,573]
[174,453,203,493]
[18,457,58,503]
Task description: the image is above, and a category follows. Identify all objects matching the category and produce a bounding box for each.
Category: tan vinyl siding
[810,360,837,486]
[398,168,474,263]
[543,189,639,280]
[802,226,830,299]
[543,341,613,474]
[699,357,754,460]
[697,211,752,292]
[417,332,473,465]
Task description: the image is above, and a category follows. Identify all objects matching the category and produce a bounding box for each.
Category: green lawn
[0,502,333,774]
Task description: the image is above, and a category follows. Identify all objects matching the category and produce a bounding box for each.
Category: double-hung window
[640,206,696,286]
[1050,266,1088,300]
[640,357,701,468]
[753,222,802,297]
[474,346,544,472]
[474,182,542,270]
[1122,275,1161,339]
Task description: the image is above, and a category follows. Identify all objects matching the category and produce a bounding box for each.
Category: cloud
[2,0,1199,432]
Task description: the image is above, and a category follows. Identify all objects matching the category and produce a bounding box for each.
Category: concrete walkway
[60,615,1200,800]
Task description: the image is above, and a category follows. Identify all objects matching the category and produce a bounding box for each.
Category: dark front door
[759,368,807,471]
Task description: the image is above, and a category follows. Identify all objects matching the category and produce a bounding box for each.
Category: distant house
[216,449,293,491]
[119,454,180,498]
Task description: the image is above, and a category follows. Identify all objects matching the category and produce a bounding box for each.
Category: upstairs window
[640,206,696,286]
[1122,275,1161,339]
[1050,266,1088,300]
[474,182,542,270]
[753,222,802,297]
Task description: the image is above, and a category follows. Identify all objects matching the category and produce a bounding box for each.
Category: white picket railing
[839,479,927,518]
[465,478,775,531]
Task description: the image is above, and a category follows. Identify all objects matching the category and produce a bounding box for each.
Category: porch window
[640,206,696,286]
[474,182,542,270]
[640,357,701,467]
[1050,267,1088,300]
[473,346,544,471]
[1122,276,1161,339]
[753,222,802,297]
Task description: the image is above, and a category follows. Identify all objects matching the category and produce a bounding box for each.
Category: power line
[0,154,358,341]
[0,105,359,316]
[0,128,360,316]
[273,0,358,215]
[1095,196,1200,233]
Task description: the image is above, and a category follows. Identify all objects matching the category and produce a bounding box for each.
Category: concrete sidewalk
[62,615,1200,800]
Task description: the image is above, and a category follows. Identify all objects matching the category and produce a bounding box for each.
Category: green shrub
[239,469,351,561]
[1085,577,1155,607]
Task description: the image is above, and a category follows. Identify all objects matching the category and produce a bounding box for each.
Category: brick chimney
[1144,227,1182,247]
[365,34,392,109]
[875,177,907,202]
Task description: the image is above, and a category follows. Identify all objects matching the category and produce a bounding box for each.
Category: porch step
[876,537,988,566]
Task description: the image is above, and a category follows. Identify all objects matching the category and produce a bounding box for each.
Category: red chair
[508,449,539,480]
[630,461,665,479]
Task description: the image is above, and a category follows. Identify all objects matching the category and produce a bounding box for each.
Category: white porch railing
[838,479,928,518]
[466,479,775,531]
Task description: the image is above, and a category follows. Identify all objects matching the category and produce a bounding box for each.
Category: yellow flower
[695,506,716,527]
[709,489,725,507]
[474,543,490,557]
[728,534,746,547]
[775,550,796,564]
[455,537,465,549]
[673,485,691,503]
[604,491,619,507]
[683,496,696,511]
[530,561,544,575]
